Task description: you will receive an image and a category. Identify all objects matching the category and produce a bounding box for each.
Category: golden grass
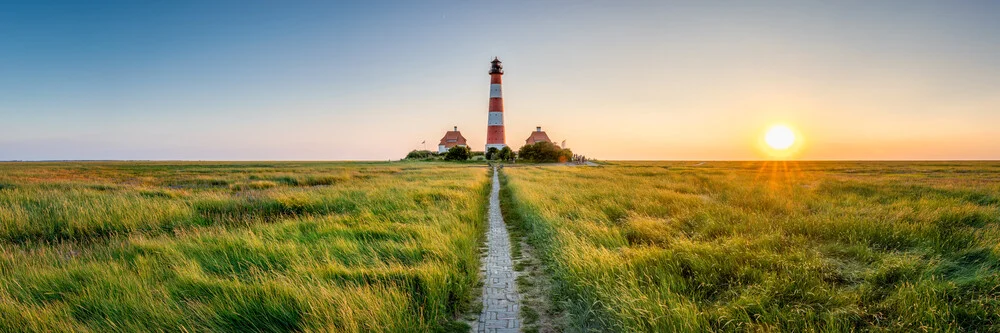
[0,161,488,332]
[501,161,1000,332]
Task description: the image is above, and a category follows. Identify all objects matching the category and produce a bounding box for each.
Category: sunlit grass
[501,161,1000,332]
[0,161,489,332]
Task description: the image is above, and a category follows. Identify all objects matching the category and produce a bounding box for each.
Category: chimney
[536,126,542,132]
[454,126,458,131]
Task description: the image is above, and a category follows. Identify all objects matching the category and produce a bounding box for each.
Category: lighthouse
[485,57,507,151]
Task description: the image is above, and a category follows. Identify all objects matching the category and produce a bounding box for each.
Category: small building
[438,126,468,153]
[525,126,551,145]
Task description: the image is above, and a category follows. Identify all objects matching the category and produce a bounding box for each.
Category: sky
[2,0,999,160]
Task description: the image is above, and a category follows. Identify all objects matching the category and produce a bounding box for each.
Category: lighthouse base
[485,144,507,151]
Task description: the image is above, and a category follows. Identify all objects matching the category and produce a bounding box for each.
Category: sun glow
[758,124,802,160]
[765,125,796,150]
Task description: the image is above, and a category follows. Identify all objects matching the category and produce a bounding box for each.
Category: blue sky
[2,1,999,160]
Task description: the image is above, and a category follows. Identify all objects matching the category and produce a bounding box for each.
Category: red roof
[525,130,550,145]
[439,130,467,148]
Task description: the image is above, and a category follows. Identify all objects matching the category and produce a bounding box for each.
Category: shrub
[486,147,499,160]
[405,150,433,160]
[517,141,572,163]
[445,146,471,161]
[499,146,514,162]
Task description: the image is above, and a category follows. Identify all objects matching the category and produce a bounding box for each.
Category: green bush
[499,146,514,162]
[404,150,435,160]
[444,146,471,161]
[517,142,572,163]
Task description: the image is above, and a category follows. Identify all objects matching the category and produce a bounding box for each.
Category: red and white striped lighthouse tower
[485,57,507,151]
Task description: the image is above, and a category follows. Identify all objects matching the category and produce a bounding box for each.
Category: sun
[765,125,796,150]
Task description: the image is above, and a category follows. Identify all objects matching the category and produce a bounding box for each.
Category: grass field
[501,161,1000,332]
[4,160,999,332]
[0,162,488,332]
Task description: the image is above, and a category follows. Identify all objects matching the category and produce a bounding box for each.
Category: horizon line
[3,159,999,163]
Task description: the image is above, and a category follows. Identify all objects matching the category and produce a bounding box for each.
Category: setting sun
[765,125,796,150]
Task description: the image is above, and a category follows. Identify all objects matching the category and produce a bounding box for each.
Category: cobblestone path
[477,167,521,333]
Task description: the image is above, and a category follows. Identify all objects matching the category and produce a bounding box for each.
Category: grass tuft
[501,161,1000,332]
[0,161,490,332]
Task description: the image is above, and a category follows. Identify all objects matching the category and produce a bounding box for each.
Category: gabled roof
[525,131,550,145]
[439,130,468,147]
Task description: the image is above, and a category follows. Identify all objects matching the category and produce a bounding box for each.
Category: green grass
[0,161,489,332]
[501,161,1000,332]
[7,160,999,332]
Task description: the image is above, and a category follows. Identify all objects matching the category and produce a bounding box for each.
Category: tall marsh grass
[0,161,488,332]
[501,161,1000,332]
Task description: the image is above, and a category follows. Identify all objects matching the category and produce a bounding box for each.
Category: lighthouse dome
[489,57,503,74]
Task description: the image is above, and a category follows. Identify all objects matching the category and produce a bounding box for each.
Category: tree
[486,147,499,160]
[498,146,514,162]
[445,145,471,161]
[517,141,572,163]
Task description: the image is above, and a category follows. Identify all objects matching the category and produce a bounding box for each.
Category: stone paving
[477,167,521,333]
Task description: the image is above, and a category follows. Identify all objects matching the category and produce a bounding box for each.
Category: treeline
[404,147,484,161]
[516,141,572,163]
[485,146,515,162]
[404,141,573,163]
